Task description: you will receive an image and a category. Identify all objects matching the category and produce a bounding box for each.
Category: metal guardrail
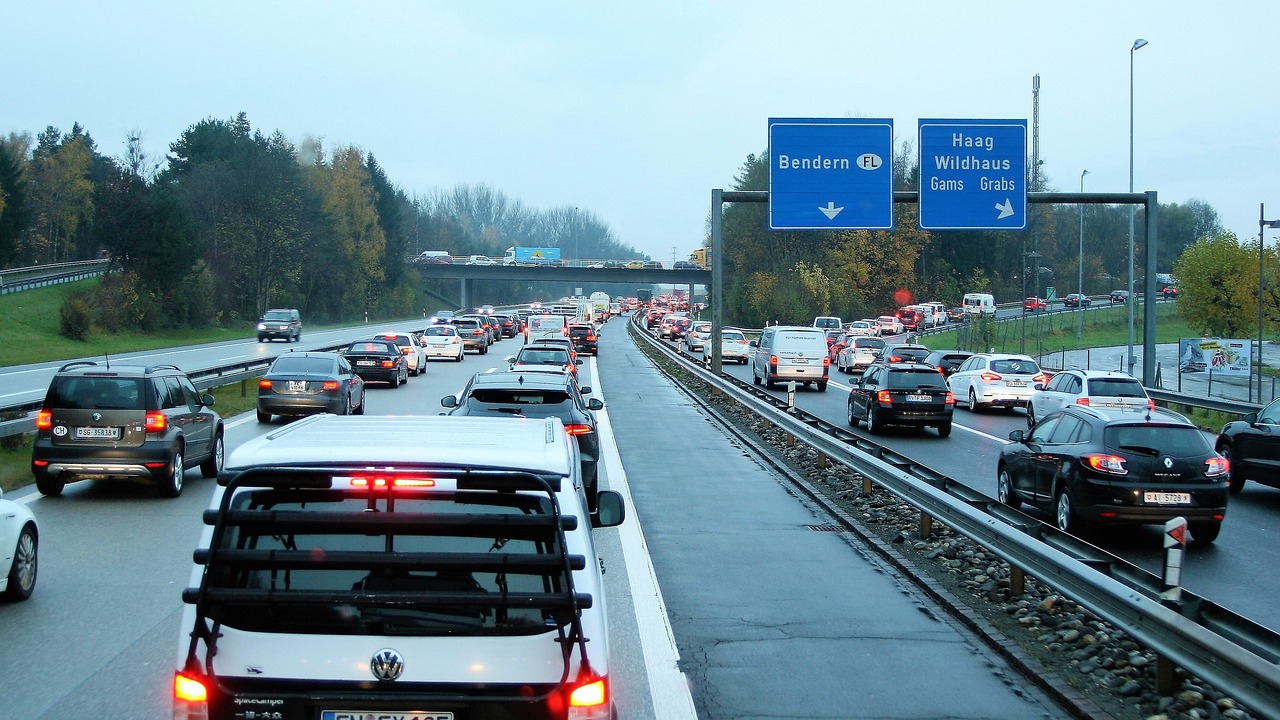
[630,315,1280,717]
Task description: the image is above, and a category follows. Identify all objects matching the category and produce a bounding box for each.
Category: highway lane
[692,333,1280,631]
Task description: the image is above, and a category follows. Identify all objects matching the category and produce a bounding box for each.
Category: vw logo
[92,412,102,422]
[1163,457,1174,469]
[370,648,404,681]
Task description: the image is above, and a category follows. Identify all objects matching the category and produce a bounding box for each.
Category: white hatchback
[703,328,751,364]
[1026,369,1151,426]
[948,353,1046,412]
[418,324,465,361]
[372,331,427,376]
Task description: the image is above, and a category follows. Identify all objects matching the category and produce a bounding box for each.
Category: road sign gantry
[918,119,1028,230]
[768,118,894,231]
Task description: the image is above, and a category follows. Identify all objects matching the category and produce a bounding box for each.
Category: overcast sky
[8,2,1279,264]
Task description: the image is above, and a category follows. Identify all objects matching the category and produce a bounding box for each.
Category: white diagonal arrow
[995,198,1014,220]
[819,201,844,220]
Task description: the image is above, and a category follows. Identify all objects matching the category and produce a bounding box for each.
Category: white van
[525,313,568,342]
[812,316,843,331]
[920,301,947,326]
[174,414,625,719]
[962,293,996,317]
[751,325,831,391]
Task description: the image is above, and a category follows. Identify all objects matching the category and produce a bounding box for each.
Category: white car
[702,328,751,365]
[947,353,1046,412]
[1025,369,1152,426]
[875,315,904,336]
[418,324,465,362]
[465,255,495,265]
[845,320,876,336]
[683,321,713,352]
[372,331,428,376]
[0,488,38,602]
[174,415,625,719]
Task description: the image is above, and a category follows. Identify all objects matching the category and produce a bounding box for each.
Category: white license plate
[322,707,453,712]
[1144,492,1191,505]
[288,380,308,392]
[1006,380,1026,387]
[76,426,121,440]
[792,358,809,364]
[906,394,931,402]
[357,360,376,366]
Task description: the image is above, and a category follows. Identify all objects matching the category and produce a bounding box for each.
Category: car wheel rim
[172,452,184,493]
[998,471,1010,504]
[968,389,977,409]
[1056,492,1071,531]
[213,437,224,471]
[15,530,36,591]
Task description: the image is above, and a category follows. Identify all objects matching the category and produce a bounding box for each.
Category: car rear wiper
[1117,445,1161,455]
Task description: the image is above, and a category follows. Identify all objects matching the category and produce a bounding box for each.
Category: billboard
[1178,338,1251,376]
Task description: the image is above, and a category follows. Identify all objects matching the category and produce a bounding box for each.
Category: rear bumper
[32,439,173,482]
[258,395,344,417]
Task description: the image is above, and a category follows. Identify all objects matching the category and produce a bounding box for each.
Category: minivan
[751,325,830,391]
[962,293,996,317]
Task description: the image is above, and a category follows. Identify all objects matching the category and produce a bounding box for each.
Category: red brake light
[1075,397,1090,405]
[173,671,208,703]
[769,355,778,367]
[145,411,167,433]
[381,360,395,368]
[1206,457,1229,477]
[36,409,52,431]
[876,390,892,404]
[564,423,594,436]
[401,347,412,355]
[945,392,956,405]
[351,475,436,488]
[258,379,272,389]
[979,371,1002,382]
[568,675,608,709]
[1032,373,1049,384]
[322,380,340,391]
[1084,454,1128,475]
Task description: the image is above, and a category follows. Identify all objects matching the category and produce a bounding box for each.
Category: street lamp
[1127,37,1148,376]
[1078,170,1090,344]
[1258,203,1280,402]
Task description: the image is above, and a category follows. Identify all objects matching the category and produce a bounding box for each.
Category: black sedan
[1215,399,1280,494]
[341,340,409,387]
[256,352,365,423]
[847,362,955,437]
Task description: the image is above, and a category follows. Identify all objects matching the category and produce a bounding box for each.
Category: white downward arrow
[819,202,844,220]
[995,198,1014,220]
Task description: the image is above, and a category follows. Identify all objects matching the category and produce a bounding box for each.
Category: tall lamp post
[1127,37,1148,376]
[1258,204,1280,402]
[1078,169,1090,344]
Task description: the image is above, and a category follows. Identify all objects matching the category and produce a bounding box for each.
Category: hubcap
[15,532,35,590]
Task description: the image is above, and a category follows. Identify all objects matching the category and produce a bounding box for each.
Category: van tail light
[564,423,594,436]
[769,355,778,367]
[173,671,209,720]
[36,409,52,431]
[258,379,273,390]
[322,381,341,391]
[1084,454,1128,475]
[979,372,1002,382]
[822,356,830,367]
[876,390,893,405]
[1206,456,1229,477]
[945,392,956,405]
[145,411,167,433]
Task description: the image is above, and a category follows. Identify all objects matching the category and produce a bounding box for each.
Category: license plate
[1144,492,1191,505]
[906,394,931,402]
[792,358,809,364]
[357,360,376,366]
[288,380,308,392]
[325,707,455,712]
[76,426,120,440]
[1006,380,1026,387]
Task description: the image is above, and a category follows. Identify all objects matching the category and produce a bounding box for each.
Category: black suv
[1000,405,1228,543]
[880,343,931,364]
[257,308,302,342]
[31,362,225,498]
[847,362,955,437]
[568,322,598,356]
[1215,397,1280,495]
[441,369,605,511]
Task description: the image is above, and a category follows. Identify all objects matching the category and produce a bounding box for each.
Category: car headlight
[257,323,267,330]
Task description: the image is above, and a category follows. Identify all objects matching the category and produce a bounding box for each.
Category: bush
[59,292,93,341]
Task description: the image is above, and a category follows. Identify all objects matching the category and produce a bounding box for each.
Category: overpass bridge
[413,263,711,309]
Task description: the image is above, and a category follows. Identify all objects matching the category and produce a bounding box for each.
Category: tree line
[0,113,641,336]
[716,148,1233,332]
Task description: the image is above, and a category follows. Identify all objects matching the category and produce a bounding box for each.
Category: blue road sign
[918,119,1027,230]
[768,118,894,230]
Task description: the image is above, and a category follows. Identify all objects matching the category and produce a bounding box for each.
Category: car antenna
[104,353,110,369]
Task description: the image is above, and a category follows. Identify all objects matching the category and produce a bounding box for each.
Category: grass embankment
[920,301,1194,356]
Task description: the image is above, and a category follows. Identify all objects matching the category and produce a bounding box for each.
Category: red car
[1023,297,1047,312]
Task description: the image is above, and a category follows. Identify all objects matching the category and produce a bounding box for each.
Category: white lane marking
[590,358,699,719]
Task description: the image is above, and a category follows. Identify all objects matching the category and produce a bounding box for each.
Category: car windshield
[1087,379,1147,398]
[1105,425,1212,455]
[52,377,145,410]
[991,358,1039,374]
[886,370,949,390]
[722,331,745,341]
[263,311,293,321]
[856,339,886,349]
[271,357,333,374]
[423,326,456,337]
[516,350,570,365]
[888,348,929,361]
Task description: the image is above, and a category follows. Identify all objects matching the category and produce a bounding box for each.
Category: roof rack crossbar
[182,588,593,609]
[202,510,577,535]
[191,549,588,574]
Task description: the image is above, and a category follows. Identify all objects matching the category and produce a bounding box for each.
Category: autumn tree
[1172,231,1265,337]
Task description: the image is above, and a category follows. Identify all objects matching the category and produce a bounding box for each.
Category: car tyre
[847,399,860,427]
[256,408,271,423]
[158,448,185,498]
[390,371,401,388]
[752,368,761,385]
[1026,404,1036,428]
[866,404,880,434]
[816,381,827,392]
[936,422,952,438]
[1189,522,1221,544]
[997,466,1020,510]
[3,525,37,601]
[968,388,982,413]
[199,433,224,478]
[35,476,65,497]
[1219,444,1245,494]
[1054,487,1085,535]
[353,390,366,415]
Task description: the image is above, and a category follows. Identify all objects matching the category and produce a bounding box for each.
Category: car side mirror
[505,356,516,364]
[440,395,458,408]
[749,340,758,348]
[1244,412,1259,424]
[1033,383,1045,391]
[1008,429,1026,442]
[200,393,216,408]
[586,398,604,410]
[592,490,626,528]
[575,359,583,365]
[580,386,592,395]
